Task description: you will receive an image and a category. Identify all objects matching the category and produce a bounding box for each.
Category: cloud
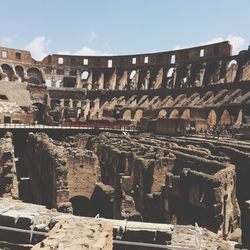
[203,34,245,55]
[173,35,246,55]
[0,37,14,46]
[227,35,245,54]
[24,36,50,60]
[57,47,113,56]
[25,36,113,59]
[57,51,70,55]
[173,45,183,50]
[74,46,113,56]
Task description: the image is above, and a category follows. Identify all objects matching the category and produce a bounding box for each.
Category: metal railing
[0,223,203,249]
[0,123,138,132]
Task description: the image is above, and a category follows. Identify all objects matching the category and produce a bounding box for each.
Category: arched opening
[134,109,143,122]
[181,77,187,88]
[81,71,89,80]
[207,109,217,127]
[50,99,60,109]
[167,67,175,78]
[32,103,45,124]
[15,65,24,82]
[191,63,205,87]
[123,109,132,120]
[226,60,238,83]
[181,109,190,120]
[45,79,52,87]
[220,109,231,125]
[166,67,175,89]
[73,100,80,108]
[129,70,136,79]
[235,109,243,126]
[56,80,62,87]
[27,67,43,84]
[70,196,90,216]
[204,62,219,85]
[158,109,167,118]
[1,64,14,81]
[227,60,237,70]
[169,109,179,119]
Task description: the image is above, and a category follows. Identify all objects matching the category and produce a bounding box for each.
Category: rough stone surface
[32,218,113,250]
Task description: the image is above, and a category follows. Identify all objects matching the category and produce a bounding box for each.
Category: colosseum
[0,41,250,249]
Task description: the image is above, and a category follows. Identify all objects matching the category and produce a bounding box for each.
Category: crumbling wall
[25,133,69,208]
[33,218,113,250]
[242,200,250,248]
[0,132,18,199]
[25,133,100,214]
[90,133,241,240]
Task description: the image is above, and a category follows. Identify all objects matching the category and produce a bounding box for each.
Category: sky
[0,0,250,60]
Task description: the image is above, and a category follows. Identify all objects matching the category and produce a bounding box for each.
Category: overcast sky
[1,0,249,60]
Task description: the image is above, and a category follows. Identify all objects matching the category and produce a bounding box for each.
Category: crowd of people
[185,123,241,138]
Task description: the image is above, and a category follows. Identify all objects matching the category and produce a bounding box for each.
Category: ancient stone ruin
[0,41,250,249]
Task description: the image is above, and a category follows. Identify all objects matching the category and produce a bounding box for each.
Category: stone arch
[227,59,238,70]
[134,109,143,122]
[1,63,14,81]
[166,67,175,89]
[81,70,89,80]
[225,59,238,83]
[15,65,24,82]
[50,99,60,109]
[27,67,43,84]
[56,79,62,87]
[167,67,175,78]
[186,92,200,106]
[192,62,206,87]
[181,109,190,120]
[240,60,250,81]
[69,196,90,216]
[169,109,179,119]
[45,79,52,87]
[129,70,136,79]
[207,109,217,127]
[181,77,188,88]
[73,100,80,108]
[235,109,243,125]
[129,70,138,90]
[158,109,167,118]
[220,109,231,125]
[123,109,132,120]
[172,94,187,106]
[204,61,221,85]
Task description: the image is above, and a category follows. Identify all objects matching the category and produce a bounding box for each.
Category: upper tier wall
[0,42,231,68]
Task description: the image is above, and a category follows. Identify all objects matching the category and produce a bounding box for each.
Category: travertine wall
[25,133,100,212]
[242,200,250,248]
[33,218,113,250]
[0,132,18,199]
[1,42,250,130]
[87,132,244,240]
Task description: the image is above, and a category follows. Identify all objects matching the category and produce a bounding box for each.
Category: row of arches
[1,56,249,89]
[45,56,250,90]
[122,107,245,126]
[123,109,144,121]
[0,63,44,84]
